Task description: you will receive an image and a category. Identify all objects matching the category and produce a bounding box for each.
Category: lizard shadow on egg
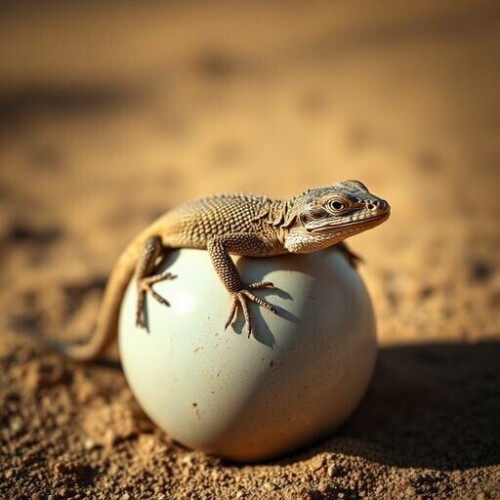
[229,286,300,349]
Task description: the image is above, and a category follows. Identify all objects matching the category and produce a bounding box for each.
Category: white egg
[119,248,377,462]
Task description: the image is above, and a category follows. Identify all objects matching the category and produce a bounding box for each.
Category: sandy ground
[1,1,499,498]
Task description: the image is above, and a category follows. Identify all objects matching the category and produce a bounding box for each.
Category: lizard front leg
[335,241,362,268]
[207,235,278,338]
[135,235,176,329]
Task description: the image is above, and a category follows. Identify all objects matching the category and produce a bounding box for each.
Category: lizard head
[284,180,390,253]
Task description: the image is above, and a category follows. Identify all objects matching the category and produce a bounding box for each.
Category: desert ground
[1,1,499,498]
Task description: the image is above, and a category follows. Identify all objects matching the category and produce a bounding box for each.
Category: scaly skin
[54,180,390,360]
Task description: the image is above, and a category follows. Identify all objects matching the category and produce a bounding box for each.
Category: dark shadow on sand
[285,340,500,470]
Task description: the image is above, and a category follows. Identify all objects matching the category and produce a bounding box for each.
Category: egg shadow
[280,340,500,471]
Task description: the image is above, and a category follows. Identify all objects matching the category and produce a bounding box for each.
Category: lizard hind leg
[135,235,176,329]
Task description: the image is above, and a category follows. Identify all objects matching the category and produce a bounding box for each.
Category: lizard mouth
[308,209,391,233]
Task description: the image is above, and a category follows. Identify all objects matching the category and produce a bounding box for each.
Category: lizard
[53,179,390,361]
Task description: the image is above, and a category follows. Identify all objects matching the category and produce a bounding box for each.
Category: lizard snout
[366,198,390,213]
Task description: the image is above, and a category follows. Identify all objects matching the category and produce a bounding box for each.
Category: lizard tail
[54,247,138,361]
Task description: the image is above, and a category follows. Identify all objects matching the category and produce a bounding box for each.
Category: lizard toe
[225,286,278,337]
[247,281,274,290]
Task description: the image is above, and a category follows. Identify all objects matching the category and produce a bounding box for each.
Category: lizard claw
[135,272,176,329]
[224,282,277,338]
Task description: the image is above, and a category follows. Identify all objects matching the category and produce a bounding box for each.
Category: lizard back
[149,193,282,252]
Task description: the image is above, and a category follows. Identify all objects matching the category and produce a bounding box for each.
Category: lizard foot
[136,272,176,329]
[224,282,277,338]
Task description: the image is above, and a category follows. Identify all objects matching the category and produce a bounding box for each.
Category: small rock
[83,438,98,451]
[406,485,417,497]
[309,454,325,471]
[263,482,276,492]
[9,417,23,436]
[327,464,340,477]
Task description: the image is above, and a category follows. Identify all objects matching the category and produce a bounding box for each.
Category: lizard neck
[261,198,297,249]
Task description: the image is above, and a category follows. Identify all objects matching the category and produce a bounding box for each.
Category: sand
[1,1,499,498]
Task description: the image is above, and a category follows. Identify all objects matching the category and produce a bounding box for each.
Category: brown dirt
[1,1,499,498]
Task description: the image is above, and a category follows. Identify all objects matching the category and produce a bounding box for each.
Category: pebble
[327,464,340,477]
[309,455,325,471]
[263,482,277,491]
[405,485,417,497]
[84,438,98,451]
[10,417,23,435]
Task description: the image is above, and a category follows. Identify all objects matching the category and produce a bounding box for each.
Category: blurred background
[1,1,499,497]
[1,0,498,345]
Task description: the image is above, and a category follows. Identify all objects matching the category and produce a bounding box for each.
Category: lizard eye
[327,199,348,212]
